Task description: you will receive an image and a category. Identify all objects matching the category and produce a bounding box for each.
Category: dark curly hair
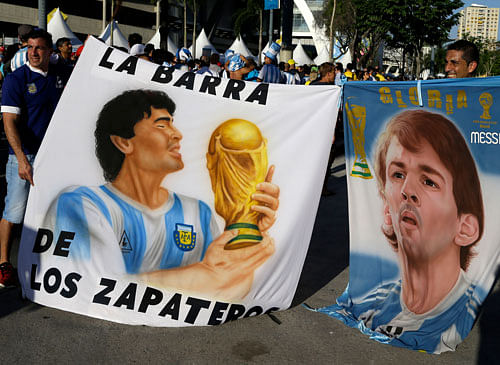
[94,89,176,181]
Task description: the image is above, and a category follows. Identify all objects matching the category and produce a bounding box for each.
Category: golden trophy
[206,119,268,250]
[479,92,493,120]
[346,102,373,179]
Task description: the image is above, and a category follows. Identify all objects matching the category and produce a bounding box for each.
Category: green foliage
[323,0,463,70]
[386,0,463,49]
[491,51,500,76]
[423,46,447,74]
[460,34,500,76]
[233,0,264,37]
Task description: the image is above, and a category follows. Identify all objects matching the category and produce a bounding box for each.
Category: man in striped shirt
[258,42,282,84]
[10,24,34,72]
[46,89,279,300]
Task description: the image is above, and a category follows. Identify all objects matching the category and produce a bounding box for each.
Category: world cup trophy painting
[206,119,269,249]
[479,92,493,120]
[346,102,373,179]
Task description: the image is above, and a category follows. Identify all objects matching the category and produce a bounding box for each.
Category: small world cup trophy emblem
[346,102,372,179]
[206,119,268,250]
[479,92,493,120]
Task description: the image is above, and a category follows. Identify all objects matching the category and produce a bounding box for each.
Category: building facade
[457,3,499,43]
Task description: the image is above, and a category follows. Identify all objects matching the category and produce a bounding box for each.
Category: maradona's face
[128,107,183,174]
[383,136,460,262]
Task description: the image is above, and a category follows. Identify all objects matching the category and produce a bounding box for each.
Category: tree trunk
[259,9,263,66]
[192,0,197,58]
[415,47,422,79]
[183,0,187,48]
[110,0,114,46]
[416,47,422,79]
[350,29,358,67]
[402,49,406,78]
[329,0,337,62]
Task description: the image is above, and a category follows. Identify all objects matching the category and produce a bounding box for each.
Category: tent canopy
[229,36,255,58]
[292,43,313,66]
[47,8,82,51]
[314,45,330,65]
[99,20,129,50]
[147,29,177,54]
[189,28,218,58]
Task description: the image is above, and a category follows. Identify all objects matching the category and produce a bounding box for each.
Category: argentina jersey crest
[174,223,196,251]
[27,83,37,94]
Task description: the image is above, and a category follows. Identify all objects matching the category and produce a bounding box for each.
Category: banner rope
[417,80,423,107]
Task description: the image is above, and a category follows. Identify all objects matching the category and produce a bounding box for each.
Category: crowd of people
[0,22,480,287]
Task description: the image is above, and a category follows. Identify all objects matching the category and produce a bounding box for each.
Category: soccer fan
[257,42,282,84]
[445,40,479,78]
[10,24,34,72]
[0,29,72,286]
[309,62,336,85]
[55,37,74,66]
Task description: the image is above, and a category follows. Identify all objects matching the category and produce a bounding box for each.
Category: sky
[450,0,500,40]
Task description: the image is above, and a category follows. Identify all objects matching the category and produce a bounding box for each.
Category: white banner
[17,37,340,326]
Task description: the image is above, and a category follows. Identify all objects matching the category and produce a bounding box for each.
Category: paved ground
[1,155,499,364]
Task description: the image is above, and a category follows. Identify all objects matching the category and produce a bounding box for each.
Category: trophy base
[351,161,373,179]
[224,223,263,250]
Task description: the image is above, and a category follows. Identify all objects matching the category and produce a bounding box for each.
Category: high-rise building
[457,3,499,43]
[292,0,324,46]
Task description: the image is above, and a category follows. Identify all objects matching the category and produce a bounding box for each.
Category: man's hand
[18,156,34,186]
[198,229,275,299]
[3,112,34,185]
[251,165,279,232]
[142,230,275,301]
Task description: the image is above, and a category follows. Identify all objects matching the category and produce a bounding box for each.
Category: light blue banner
[318,77,500,354]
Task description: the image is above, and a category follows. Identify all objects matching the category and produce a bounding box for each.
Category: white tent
[147,29,177,54]
[335,50,352,68]
[229,36,255,58]
[314,45,330,65]
[99,20,129,50]
[293,43,313,65]
[47,8,82,51]
[189,28,218,58]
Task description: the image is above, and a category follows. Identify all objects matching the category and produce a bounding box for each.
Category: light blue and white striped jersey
[258,64,282,84]
[324,271,481,353]
[10,46,28,72]
[281,71,301,85]
[49,184,220,275]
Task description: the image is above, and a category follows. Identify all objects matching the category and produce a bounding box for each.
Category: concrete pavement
[1,158,498,364]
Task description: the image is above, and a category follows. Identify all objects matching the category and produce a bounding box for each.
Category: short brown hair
[319,62,334,79]
[374,110,483,270]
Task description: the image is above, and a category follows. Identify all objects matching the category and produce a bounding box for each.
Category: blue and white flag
[17,37,340,327]
[318,78,500,353]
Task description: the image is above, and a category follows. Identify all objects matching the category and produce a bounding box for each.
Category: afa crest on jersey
[174,223,196,251]
[27,83,37,94]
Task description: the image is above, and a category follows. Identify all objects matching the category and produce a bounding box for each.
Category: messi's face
[382,136,461,263]
[127,107,183,174]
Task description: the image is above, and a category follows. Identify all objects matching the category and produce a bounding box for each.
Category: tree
[385,0,463,77]
[187,0,198,57]
[460,34,500,76]
[323,0,396,68]
[323,0,463,74]
[233,0,265,61]
[328,0,337,62]
[233,0,264,38]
